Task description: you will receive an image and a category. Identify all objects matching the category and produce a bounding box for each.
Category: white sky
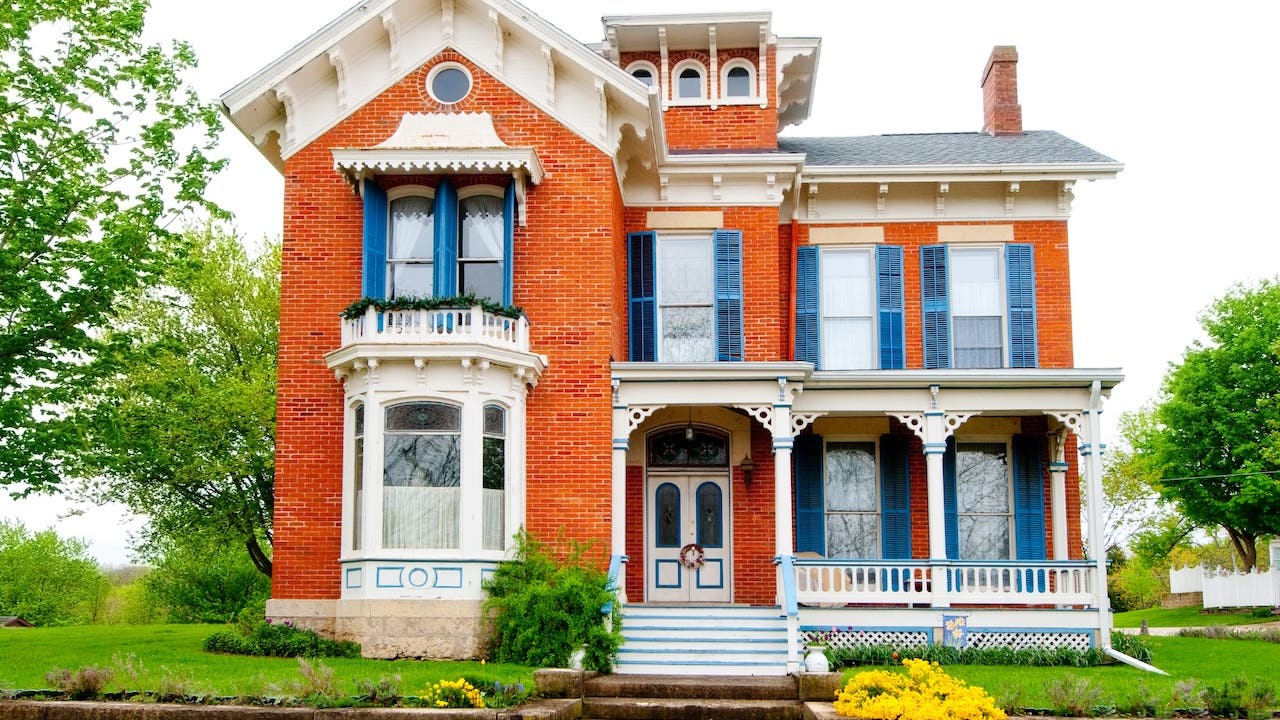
[5,0,1278,565]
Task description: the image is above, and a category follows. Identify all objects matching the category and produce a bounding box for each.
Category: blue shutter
[361,179,388,299]
[795,245,820,367]
[503,181,516,306]
[627,231,656,362]
[876,245,905,370]
[1006,243,1037,368]
[942,437,959,559]
[433,179,458,297]
[794,433,825,555]
[1012,434,1047,560]
[714,229,744,362]
[920,245,951,369]
[880,434,911,559]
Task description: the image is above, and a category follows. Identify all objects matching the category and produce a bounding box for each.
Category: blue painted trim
[773,439,794,450]
[778,554,799,618]
[603,554,624,615]
[433,567,464,588]
[966,626,1096,634]
[1049,462,1070,470]
[800,625,932,634]
[654,559,683,588]
[344,567,363,589]
[925,410,944,417]
[695,559,725,589]
[924,442,948,454]
[375,566,405,588]
[773,402,793,409]
[406,567,430,588]
[339,558,499,565]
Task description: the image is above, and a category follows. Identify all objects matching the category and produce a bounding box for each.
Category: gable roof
[780,131,1120,173]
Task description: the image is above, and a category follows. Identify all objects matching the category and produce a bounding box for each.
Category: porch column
[1081,381,1112,640]
[772,402,795,558]
[610,399,630,602]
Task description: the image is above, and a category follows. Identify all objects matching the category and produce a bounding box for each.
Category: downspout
[1085,379,1167,675]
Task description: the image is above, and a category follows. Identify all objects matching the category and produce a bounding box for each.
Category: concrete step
[617,605,790,676]
[587,673,799,700]
[582,697,801,720]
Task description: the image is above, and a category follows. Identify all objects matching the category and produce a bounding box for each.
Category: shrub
[483,530,621,672]
[826,642,1113,670]
[1044,675,1106,717]
[202,618,360,658]
[421,678,485,709]
[1200,675,1276,719]
[44,666,115,700]
[354,675,402,706]
[833,659,1005,720]
[484,680,528,708]
[1110,630,1153,662]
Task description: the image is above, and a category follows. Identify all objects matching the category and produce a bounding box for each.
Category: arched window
[482,404,507,550]
[723,62,753,98]
[458,190,505,303]
[672,61,707,100]
[631,67,654,86]
[388,194,434,298]
[352,404,364,551]
[382,402,462,549]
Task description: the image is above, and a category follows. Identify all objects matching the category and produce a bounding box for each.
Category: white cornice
[332,147,544,184]
[612,362,812,383]
[801,162,1124,184]
[806,368,1124,391]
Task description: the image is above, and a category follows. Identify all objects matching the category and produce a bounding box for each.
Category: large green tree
[75,227,277,575]
[0,0,222,490]
[1133,280,1280,569]
[0,520,108,626]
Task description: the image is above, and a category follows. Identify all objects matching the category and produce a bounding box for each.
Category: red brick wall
[274,51,622,598]
[625,206,789,361]
[732,424,777,604]
[618,48,778,151]
[792,221,1074,369]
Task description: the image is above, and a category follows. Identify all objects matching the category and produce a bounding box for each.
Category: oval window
[430,65,471,104]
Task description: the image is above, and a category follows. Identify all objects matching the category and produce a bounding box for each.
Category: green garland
[341,295,525,321]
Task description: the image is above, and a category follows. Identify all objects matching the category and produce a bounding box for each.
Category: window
[951,248,1003,368]
[920,243,1037,369]
[626,61,658,86]
[388,195,434,298]
[352,404,364,551]
[795,245,904,370]
[954,442,1011,559]
[821,249,876,370]
[482,405,506,551]
[721,60,755,99]
[427,63,472,104]
[672,61,707,100]
[628,230,742,363]
[824,442,878,558]
[362,180,513,306]
[382,402,461,549]
[658,236,714,361]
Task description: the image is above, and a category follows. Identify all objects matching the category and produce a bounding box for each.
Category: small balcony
[340,305,531,354]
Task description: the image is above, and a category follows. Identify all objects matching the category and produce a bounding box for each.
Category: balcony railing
[793,559,1097,607]
[340,306,530,354]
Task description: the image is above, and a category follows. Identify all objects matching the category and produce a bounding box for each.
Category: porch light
[740,455,755,485]
[685,408,695,441]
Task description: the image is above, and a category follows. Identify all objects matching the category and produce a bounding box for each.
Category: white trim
[625,60,659,88]
[670,59,709,101]
[387,184,436,201]
[456,183,505,200]
[720,58,756,100]
[425,62,474,105]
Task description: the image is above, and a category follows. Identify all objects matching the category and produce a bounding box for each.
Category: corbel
[441,0,454,44]
[272,81,297,154]
[658,27,670,110]
[708,26,719,109]
[1058,180,1075,216]
[381,9,401,74]
[659,174,669,202]
[595,78,608,141]
[413,357,428,383]
[328,48,349,112]
[542,44,555,107]
[512,172,528,226]
[604,26,619,63]
[366,358,380,384]
[489,9,504,73]
[766,174,777,201]
[758,24,769,108]
[1005,181,1020,216]
[712,175,722,201]
[807,183,818,219]
[877,182,889,217]
[936,182,949,217]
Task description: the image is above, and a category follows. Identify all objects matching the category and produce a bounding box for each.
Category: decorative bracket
[627,406,663,432]
[595,78,608,141]
[889,412,926,443]
[936,182,949,217]
[807,184,818,219]
[943,412,977,435]
[413,357,428,383]
[659,175,669,201]
[712,175,722,201]
[611,377,621,405]
[328,49,349,112]
[334,367,350,385]
[1045,410,1088,446]
[791,412,826,435]
[735,404,774,432]
[441,0,454,44]
[461,357,490,386]
[766,174,777,201]
[877,183,889,217]
[1057,180,1075,216]
[1005,181,1020,216]
[542,44,555,107]
[382,10,401,74]
[489,9,504,73]
[365,358,381,384]
[273,82,297,154]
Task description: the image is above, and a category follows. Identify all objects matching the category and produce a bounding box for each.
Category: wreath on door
[679,543,706,569]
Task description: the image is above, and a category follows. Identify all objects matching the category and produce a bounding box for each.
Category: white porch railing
[340,306,530,353]
[793,559,1098,607]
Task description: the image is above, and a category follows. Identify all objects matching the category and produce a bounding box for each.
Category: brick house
[221,0,1122,674]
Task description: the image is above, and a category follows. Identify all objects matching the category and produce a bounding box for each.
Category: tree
[1131,280,1280,570]
[74,226,277,575]
[0,520,108,626]
[0,0,223,490]
[141,534,270,623]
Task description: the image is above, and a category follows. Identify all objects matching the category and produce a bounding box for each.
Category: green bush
[826,642,1116,670]
[1110,630,1153,663]
[1201,675,1277,719]
[483,531,621,672]
[202,618,360,658]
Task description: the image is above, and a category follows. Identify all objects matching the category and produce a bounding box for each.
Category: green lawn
[1114,606,1277,628]
[845,637,1280,713]
[0,625,534,698]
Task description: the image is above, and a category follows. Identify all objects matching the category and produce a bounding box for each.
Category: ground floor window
[383,402,462,549]
[482,404,506,551]
[955,441,1012,559]
[824,441,879,558]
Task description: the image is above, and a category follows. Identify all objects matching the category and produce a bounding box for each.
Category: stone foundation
[1160,591,1203,609]
[265,598,494,659]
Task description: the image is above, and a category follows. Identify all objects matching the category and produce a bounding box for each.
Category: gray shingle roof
[778,130,1115,167]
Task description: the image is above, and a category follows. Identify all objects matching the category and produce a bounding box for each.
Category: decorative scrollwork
[791,412,826,435]
[943,412,977,435]
[1046,410,1088,445]
[735,404,773,431]
[889,412,927,442]
[627,406,662,432]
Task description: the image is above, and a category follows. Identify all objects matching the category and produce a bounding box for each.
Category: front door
[647,474,732,602]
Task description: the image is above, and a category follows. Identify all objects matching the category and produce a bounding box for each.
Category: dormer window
[724,63,753,98]
[672,61,707,100]
[631,67,654,86]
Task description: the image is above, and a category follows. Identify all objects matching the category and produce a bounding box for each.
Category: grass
[841,637,1280,712]
[1114,606,1277,628]
[0,624,534,698]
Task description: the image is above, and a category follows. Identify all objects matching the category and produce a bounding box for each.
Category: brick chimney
[981,46,1022,135]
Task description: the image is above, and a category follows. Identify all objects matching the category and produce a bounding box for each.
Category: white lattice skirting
[965,631,1092,652]
[801,628,1093,652]
[803,629,930,649]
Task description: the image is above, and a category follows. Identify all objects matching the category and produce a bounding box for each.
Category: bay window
[388,195,434,298]
[382,402,462,549]
[482,404,506,551]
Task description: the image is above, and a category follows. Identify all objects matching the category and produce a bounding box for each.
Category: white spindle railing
[341,306,529,353]
[793,559,1096,607]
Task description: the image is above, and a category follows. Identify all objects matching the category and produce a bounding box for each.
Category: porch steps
[616,605,789,676]
[583,673,802,720]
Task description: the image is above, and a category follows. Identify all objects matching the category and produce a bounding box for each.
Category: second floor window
[821,248,876,370]
[658,236,715,362]
[389,196,434,298]
[951,247,1003,368]
[459,194,504,301]
[921,242,1037,369]
[795,245,905,371]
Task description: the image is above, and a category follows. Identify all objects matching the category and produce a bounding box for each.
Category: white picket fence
[1169,540,1280,608]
